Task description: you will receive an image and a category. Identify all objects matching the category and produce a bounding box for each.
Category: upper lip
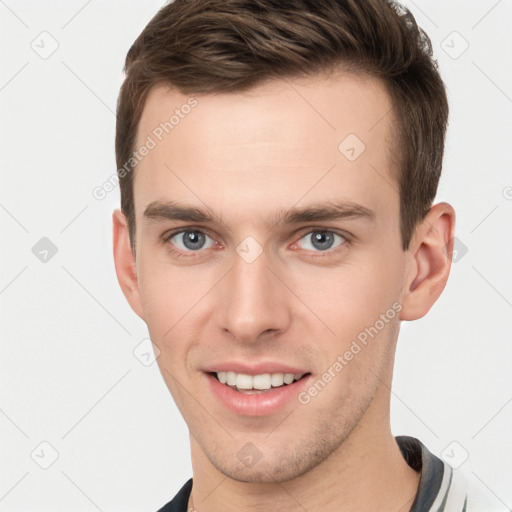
[202,361,310,376]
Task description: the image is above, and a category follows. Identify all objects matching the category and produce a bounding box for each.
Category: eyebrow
[143,200,376,230]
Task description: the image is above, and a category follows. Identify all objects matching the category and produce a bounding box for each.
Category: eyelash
[162,227,351,259]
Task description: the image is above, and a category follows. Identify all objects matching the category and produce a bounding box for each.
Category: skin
[113,71,455,512]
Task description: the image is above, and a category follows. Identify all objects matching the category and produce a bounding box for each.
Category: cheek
[292,257,402,334]
[136,253,216,376]
[137,250,204,332]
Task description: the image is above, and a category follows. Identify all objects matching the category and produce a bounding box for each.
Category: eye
[168,230,215,252]
[296,230,346,252]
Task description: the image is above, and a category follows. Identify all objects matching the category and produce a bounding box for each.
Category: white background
[1,0,511,510]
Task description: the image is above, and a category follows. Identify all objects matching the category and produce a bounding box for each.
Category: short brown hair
[115,0,448,252]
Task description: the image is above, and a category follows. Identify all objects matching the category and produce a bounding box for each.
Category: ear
[400,202,456,321]
[112,209,145,320]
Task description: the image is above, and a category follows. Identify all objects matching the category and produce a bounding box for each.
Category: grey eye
[299,231,345,251]
[170,230,214,251]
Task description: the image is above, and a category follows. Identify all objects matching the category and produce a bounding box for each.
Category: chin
[213,458,311,484]
[205,429,345,484]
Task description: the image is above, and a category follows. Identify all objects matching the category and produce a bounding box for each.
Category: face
[123,73,411,483]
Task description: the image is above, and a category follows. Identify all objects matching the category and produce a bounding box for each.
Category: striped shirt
[156,435,510,511]
[396,436,510,512]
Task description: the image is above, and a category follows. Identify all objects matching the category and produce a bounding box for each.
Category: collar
[158,435,448,512]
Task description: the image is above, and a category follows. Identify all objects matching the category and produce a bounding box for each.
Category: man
[112,1,509,511]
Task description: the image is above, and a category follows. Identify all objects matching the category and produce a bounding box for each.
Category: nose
[214,249,292,344]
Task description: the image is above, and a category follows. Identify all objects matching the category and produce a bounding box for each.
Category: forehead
[133,72,397,226]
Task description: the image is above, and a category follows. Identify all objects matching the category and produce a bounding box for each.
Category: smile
[205,369,312,416]
[214,371,305,393]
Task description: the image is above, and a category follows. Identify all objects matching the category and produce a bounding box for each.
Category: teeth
[271,373,284,387]
[215,371,304,390]
[283,373,294,385]
[235,373,254,390]
[253,373,272,390]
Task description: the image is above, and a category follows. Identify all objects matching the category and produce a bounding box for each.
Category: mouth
[203,362,313,416]
[210,371,309,394]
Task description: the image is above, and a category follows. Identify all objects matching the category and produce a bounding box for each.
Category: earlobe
[112,209,145,320]
[400,202,456,321]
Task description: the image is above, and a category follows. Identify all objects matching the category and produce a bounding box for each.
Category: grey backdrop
[1,0,511,510]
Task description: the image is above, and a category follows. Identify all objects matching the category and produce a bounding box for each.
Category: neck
[188,379,420,511]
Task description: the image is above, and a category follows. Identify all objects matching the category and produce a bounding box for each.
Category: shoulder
[422,449,510,512]
[458,470,511,512]
[395,436,510,512]
[155,479,193,512]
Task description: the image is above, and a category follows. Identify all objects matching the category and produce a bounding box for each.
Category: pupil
[183,231,205,250]
[311,232,333,250]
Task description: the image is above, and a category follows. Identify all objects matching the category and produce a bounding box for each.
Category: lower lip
[205,373,311,417]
